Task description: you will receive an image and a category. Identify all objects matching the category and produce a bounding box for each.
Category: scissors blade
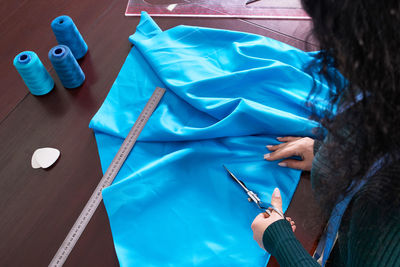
[223,165,250,193]
[223,165,263,206]
[223,166,285,218]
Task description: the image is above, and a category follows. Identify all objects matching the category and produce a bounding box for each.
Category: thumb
[271,188,283,211]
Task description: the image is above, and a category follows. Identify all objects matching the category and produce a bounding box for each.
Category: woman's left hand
[251,188,296,250]
[264,137,315,171]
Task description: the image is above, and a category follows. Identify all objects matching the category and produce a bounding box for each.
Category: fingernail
[264,153,270,159]
[266,145,273,149]
[277,137,282,140]
[273,188,281,197]
[278,162,287,167]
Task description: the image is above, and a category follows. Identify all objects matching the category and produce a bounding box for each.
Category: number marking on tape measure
[49,87,166,267]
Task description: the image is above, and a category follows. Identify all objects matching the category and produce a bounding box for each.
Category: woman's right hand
[264,137,315,171]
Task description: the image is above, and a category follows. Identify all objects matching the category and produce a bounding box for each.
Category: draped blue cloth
[89,12,330,267]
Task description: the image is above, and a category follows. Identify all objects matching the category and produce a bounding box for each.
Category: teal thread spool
[13,51,54,95]
[49,45,85,88]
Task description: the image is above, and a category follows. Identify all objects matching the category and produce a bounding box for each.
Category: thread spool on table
[13,51,54,95]
[51,15,88,60]
[49,45,85,88]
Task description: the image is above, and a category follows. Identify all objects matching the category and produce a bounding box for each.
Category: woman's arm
[254,137,321,265]
[263,220,320,267]
[251,188,319,267]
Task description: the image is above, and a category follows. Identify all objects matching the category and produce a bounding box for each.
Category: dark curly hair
[301,0,400,214]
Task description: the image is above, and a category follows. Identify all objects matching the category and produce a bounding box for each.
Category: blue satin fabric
[89,12,330,267]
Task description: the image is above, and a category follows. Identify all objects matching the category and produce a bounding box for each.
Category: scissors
[223,165,285,218]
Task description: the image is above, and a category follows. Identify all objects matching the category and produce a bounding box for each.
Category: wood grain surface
[0,0,323,266]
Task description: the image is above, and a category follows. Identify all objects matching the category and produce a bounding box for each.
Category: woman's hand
[264,137,315,171]
[251,188,295,250]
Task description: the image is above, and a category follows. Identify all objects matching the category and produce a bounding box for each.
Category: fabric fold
[89,12,331,267]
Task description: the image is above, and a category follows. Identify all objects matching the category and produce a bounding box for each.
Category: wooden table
[0,0,323,266]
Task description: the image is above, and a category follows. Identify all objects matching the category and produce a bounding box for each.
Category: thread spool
[51,15,88,60]
[13,51,54,95]
[49,45,85,88]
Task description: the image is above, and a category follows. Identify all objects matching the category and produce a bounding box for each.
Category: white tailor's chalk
[32,147,60,169]
[31,154,41,169]
[167,4,177,11]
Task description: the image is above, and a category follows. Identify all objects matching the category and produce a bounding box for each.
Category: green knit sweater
[262,140,400,266]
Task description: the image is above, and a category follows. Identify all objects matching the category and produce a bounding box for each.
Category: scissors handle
[265,206,285,219]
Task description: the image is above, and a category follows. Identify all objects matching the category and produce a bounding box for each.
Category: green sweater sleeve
[262,219,320,267]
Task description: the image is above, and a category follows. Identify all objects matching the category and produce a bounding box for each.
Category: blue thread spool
[51,15,88,60]
[13,51,54,95]
[49,45,85,88]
